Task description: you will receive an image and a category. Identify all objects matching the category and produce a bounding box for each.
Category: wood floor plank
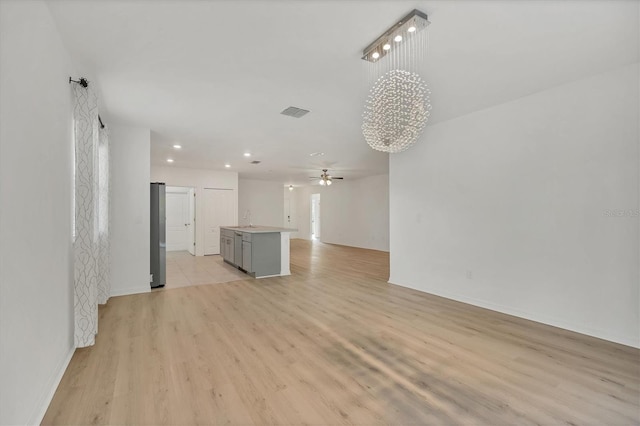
[42,240,640,425]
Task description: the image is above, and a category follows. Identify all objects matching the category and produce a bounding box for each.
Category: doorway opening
[166,186,196,255]
[310,193,321,240]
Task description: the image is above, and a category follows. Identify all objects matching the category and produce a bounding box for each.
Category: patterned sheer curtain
[71,82,111,348]
[97,126,111,305]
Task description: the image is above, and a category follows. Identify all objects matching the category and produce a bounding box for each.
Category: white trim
[28,346,75,425]
[110,286,151,298]
[388,278,640,349]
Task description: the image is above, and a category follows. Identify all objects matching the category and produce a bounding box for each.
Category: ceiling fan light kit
[361,9,432,154]
[311,169,343,186]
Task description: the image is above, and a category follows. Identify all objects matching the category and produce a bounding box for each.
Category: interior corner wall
[320,174,390,252]
[238,179,284,227]
[390,63,640,348]
[0,1,76,424]
[150,165,238,256]
[110,125,151,297]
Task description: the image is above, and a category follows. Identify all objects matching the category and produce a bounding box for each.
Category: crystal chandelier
[361,10,431,153]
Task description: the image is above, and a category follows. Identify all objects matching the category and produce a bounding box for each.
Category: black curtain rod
[69,76,106,129]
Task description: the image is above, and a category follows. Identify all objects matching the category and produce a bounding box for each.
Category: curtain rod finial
[69,77,89,88]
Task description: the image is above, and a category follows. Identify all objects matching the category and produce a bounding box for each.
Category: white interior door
[166,190,190,251]
[187,188,196,255]
[284,188,297,231]
[203,188,236,255]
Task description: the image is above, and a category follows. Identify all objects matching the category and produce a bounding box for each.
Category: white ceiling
[47,0,638,185]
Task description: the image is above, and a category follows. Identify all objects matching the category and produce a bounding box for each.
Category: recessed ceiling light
[371,51,380,59]
[224,164,231,168]
[383,43,391,50]
[408,26,416,33]
[167,158,174,163]
[394,35,402,42]
[309,152,325,157]
[173,144,182,149]
[243,152,251,157]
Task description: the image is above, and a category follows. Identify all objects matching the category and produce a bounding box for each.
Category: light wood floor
[43,240,639,425]
[165,251,246,289]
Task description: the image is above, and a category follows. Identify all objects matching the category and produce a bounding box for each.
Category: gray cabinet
[225,237,232,262]
[226,236,234,263]
[221,229,234,264]
[220,227,282,277]
[247,232,280,277]
[242,241,252,273]
[234,232,243,269]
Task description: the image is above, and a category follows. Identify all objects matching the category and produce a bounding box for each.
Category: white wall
[390,64,640,348]
[292,176,390,252]
[110,125,151,297]
[238,179,284,227]
[320,175,389,252]
[0,2,76,424]
[151,166,238,256]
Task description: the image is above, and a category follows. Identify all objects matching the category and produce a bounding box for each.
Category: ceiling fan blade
[332,177,344,179]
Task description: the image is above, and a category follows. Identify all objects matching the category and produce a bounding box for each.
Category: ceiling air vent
[250,160,261,164]
[280,106,310,118]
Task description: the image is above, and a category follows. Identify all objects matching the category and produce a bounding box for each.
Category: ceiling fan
[309,169,344,186]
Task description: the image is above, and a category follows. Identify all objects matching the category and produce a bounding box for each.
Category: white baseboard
[28,345,75,425]
[388,278,640,349]
[110,286,151,298]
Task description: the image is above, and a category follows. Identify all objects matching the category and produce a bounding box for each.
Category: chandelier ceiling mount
[362,9,430,63]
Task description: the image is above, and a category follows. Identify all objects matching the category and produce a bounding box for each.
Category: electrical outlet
[150,274,153,283]
[466,270,473,279]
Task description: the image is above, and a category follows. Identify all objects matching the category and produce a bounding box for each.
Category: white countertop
[220,225,297,234]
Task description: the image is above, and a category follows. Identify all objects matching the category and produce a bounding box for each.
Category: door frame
[310,193,321,240]
[187,187,196,255]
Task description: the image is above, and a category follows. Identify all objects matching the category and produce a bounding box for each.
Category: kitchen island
[220,226,296,278]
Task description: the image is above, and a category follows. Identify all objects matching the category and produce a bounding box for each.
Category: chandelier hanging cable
[361,10,431,153]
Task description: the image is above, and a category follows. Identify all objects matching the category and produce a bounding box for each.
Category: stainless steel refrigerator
[150,182,166,288]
